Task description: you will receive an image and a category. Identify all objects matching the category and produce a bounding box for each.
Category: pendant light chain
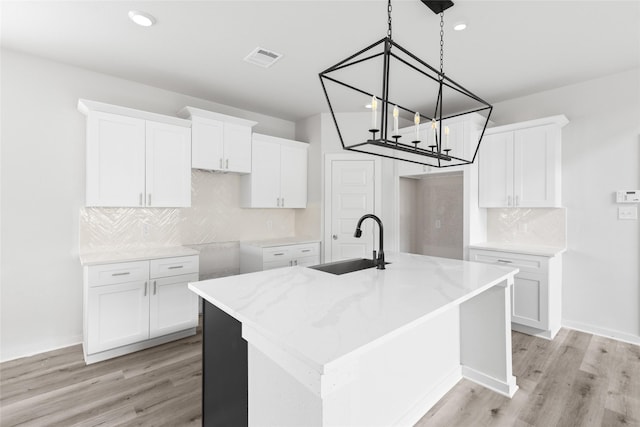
[387,0,393,39]
[439,12,444,79]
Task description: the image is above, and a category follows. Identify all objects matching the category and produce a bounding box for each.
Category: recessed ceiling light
[453,22,467,31]
[128,10,156,27]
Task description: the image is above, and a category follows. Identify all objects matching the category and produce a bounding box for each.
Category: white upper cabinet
[479,115,568,208]
[240,133,308,208]
[279,142,308,207]
[145,121,192,207]
[79,99,192,208]
[85,111,146,207]
[178,106,257,174]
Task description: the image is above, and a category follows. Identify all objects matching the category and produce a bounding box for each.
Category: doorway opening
[399,171,464,260]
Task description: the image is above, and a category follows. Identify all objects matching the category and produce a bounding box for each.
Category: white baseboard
[562,319,640,346]
[511,322,559,341]
[0,334,83,364]
[461,365,519,398]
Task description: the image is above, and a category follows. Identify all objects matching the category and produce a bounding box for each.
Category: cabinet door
[191,116,224,171]
[149,273,199,338]
[514,125,560,207]
[248,138,281,208]
[280,143,308,208]
[145,121,192,207]
[86,111,145,207]
[87,281,150,354]
[224,123,252,173]
[512,271,549,330]
[478,132,514,208]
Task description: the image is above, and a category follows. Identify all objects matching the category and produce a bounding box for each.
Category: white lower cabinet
[149,274,199,338]
[240,241,320,273]
[87,279,150,354]
[83,255,199,363]
[468,248,562,340]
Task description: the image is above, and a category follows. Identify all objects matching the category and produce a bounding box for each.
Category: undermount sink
[307,258,390,275]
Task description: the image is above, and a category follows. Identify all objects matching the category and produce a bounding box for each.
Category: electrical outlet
[618,206,638,220]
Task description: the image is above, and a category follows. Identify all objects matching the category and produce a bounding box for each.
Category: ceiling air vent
[243,47,283,68]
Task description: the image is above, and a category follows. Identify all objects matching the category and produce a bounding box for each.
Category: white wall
[0,49,296,361]
[489,68,640,343]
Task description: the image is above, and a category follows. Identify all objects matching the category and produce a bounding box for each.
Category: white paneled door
[328,159,377,262]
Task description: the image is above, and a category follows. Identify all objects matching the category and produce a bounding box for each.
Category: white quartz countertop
[468,242,567,257]
[79,246,199,266]
[240,236,321,248]
[189,252,518,374]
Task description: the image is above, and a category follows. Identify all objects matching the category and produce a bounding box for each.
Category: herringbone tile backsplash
[486,208,567,247]
[79,170,295,254]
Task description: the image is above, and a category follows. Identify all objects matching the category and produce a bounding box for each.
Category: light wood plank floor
[1,326,638,426]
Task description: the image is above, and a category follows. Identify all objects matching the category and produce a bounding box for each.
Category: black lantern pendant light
[319,0,492,167]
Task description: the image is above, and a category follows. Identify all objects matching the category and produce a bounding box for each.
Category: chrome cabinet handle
[294,260,298,265]
[144,282,148,296]
[153,280,157,295]
[301,249,311,253]
[112,272,130,276]
[276,197,280,207]
[507,195,512,206]
[148,194,151,206]
[515,195,519,206]
[168,265,183,269]
[281,197,284,207]
[225,159,229,169]
[139,193,143,206]
[274,252,285,256]
[497,259,513,264]
[332,234,338,240]
[219,158,223,169]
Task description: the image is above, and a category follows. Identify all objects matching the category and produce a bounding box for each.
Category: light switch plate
[618,206,638,220]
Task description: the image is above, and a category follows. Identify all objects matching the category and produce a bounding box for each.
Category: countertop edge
[80,246,200,266]
[468,242,567,257]
[240,237,321,248]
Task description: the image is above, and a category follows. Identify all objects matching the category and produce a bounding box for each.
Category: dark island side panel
[203,301,248,427]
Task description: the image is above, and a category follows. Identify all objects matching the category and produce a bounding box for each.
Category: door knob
[332,234,338,240]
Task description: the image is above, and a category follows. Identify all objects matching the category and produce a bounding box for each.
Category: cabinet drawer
[87,261,149,287]
[469,249,547,273]
[150,255,199,279]
[263,247,291,262]
[291,243,319,258]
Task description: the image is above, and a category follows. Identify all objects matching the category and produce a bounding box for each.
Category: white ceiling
[2,1,639,122]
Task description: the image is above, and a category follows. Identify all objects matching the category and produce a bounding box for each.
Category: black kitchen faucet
[354,214,385,270]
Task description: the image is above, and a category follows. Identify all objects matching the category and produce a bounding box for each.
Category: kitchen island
[188,252,519,427]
